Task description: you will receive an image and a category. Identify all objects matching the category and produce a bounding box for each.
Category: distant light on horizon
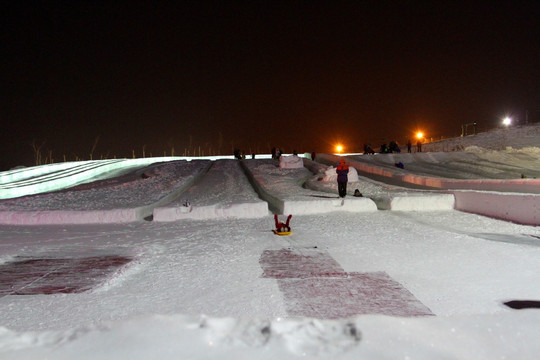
[416,132,424,139]
[503,117,512,126]
[336,145,343,153]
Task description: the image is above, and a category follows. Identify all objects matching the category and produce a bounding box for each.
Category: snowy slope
[153,159,268,220]
[0,157,188,199]
[1,124,540,359]
[0,160,211,224]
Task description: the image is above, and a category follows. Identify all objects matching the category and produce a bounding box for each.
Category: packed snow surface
[1,124,540,359]
[153,159,268,220]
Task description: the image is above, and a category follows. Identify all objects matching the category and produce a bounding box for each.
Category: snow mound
[0,314,362,358]
[2,312,540,359]
[279,155,303,169]
[506,146,540,154]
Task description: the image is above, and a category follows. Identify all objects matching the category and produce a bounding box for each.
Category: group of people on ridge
[270,147,283,159]
[406,140,422,153]
[378,140,401,154]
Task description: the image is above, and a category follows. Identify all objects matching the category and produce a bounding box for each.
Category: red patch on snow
[0,256,131,296]
[260,249,348,278]
[278,272,433,318]
[260,249,433,318]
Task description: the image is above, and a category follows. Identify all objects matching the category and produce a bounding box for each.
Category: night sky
[2,1,539,170]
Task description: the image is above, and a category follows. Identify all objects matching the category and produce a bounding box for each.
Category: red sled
[273,214,292,236]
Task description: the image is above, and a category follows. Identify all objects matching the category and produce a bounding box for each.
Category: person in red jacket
[274,214,292,232]
[336,158,349,198]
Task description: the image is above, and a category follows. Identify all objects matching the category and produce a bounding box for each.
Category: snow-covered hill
[423,122,540,151]
[1,124,540,359]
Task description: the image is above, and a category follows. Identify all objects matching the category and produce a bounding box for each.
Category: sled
[273,214,292,236]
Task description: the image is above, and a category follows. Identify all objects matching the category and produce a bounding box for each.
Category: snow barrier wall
[371,194,455,211]
[454,191,540,226]
[0,208,148,225]
[154,202,269,221]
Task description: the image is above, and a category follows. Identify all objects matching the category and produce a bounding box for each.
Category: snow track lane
[241,159,378,215]
[0,160,211,225]
[304,157,455,211]
[153,159,268,221]
[351,151,540,180]
[0,157,184,199]
[317,153,540,193]
[385,210,540,247]
[316,153,540,224]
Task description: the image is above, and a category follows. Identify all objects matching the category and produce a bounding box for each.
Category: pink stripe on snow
[260,249,348,278]
[260,249,433,318]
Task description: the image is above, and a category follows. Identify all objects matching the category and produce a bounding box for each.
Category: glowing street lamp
[502,117,512,126]
[336,145,343,153]
[416,132,424,139]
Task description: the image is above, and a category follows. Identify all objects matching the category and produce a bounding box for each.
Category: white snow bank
[0,160,211,225]
[242,159,377,214]
[0,208,150,225]
[454,191,540,226]
[423,123,540,152]
[2,312,539,360]
[372,193,455,211]
[401,175,540,193]
[322,166,359,182]
[153,159,268,221]
[279,155,303,169]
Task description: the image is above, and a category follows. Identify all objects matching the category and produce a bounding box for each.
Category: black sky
[1,1,539,169]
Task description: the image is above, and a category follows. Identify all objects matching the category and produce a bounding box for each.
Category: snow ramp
[241,159,377,215]
[0,160,211,225]
[153,159,268,221]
